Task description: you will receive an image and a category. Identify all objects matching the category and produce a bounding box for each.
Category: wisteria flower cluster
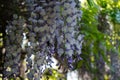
[4,15,26,78]
[26,0,83,75]
[4,0,84,79]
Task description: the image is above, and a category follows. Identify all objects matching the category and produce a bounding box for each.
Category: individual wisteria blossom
[4,0,84,79]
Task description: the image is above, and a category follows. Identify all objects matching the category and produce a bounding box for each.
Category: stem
[19,50,27,79]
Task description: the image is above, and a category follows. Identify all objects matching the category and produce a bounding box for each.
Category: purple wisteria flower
[4,0,84,79]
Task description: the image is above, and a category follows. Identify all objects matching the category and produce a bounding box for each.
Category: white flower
[65,42,71,49]
[71,21,76,27]
[70,1,76,8]
[64,3,70,8]
[66,17,72,23]
[54,5,60,12]
[69,38,76,45]
[77,35,84,41]
[31,12,37,18]
[68,27,74,33]
[29,37,35,42]
[13,14,18,19]
[30,43,37,48]
[34,27,39,32]
[58,48,64,54]
[72,14,77,20]
[41,36,46,42]
[44,24,49,32]
[65,33,72,40]
[35,6,42,12]
[38,19,44,23]
[40,9,46,16]
[50,27,55,34]
[28,33,36,37]
[62,10,67,16]
[43,15,48,20]
[46,7,52,12]
[31,19,37,23]
[66,50,73,56]
[77,50,82,54]
[75,40,80,49]
[39,27,45,32]
[66,8,72,14]
[57,36,64,45]
[49,12,56,18]
[47,19,53,24]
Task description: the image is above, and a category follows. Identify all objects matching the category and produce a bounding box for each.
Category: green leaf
[77,60,83,68]
[87,0,94,7]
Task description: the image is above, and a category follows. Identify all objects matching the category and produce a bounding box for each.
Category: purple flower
[69,64,74,70]
[67,56,73,63]
[77,54,82,61]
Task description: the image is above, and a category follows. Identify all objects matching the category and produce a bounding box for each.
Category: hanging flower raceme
[4,0,84,79]
[26,0,84,76]
[4,15,26,78]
